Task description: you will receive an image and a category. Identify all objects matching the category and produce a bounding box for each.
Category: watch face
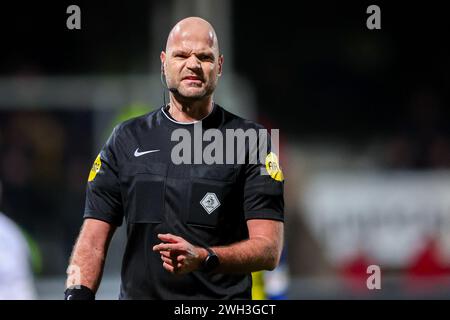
[204,253,219,272]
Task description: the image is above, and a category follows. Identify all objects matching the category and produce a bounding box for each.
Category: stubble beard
[173,82,216,103]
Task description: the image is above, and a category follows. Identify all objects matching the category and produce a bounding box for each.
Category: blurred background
[1,0,450,299]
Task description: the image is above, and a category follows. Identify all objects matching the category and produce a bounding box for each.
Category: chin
[179,89,207,99]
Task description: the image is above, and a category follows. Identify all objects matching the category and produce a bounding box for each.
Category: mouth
[182,76,203,82]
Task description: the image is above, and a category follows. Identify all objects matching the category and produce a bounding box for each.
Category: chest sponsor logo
[200,192,220,214]
[134,148,160,157]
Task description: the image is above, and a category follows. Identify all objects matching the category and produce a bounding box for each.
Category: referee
[65,17,284,300]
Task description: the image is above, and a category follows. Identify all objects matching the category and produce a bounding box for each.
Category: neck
[168,95,213,123]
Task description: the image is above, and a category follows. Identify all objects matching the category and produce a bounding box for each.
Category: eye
[198,54,214,62]
[174,52,188,58]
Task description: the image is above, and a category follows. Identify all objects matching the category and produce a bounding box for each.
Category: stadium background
[1,0,450,299]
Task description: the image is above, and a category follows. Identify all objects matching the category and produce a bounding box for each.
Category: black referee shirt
[84,103,284,299]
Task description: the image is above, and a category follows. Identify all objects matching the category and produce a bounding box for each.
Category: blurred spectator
[0,111,82,274]
[385,88,450,169]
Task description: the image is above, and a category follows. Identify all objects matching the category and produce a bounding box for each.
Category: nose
[185,55,201,70]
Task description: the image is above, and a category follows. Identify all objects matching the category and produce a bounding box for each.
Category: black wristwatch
[201,247,220,272]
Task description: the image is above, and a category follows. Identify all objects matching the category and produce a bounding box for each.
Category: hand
[152,233,207,275]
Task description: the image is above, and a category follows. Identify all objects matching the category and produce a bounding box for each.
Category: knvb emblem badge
[200,193,220,214]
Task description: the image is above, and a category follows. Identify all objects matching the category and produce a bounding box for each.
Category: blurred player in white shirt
[0,181,36,300]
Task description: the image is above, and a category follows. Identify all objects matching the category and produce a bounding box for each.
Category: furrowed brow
[171,49,189,56]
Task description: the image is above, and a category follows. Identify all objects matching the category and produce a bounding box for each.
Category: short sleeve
[83,126,124,226]
[243,131,284,222]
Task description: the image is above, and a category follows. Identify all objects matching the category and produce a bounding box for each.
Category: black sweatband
[64,285,95,300]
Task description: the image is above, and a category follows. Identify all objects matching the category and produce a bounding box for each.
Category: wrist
[64,285,95,300]
[199,247,220,272]
[196,247,209,269]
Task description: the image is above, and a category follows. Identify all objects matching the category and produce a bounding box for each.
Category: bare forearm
[207,220,284,274]
[153,220,284,276]
[66,240,107,292]
[66,219,115,293]
[212,236,282,274]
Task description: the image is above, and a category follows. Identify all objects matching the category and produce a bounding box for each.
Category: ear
[160,51,166,74]
[217,54,224,76]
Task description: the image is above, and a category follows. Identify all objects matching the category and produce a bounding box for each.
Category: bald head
[166,17,220,55]
[160,17,224,103]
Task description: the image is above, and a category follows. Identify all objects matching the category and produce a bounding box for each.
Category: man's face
[161,27,223,100]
